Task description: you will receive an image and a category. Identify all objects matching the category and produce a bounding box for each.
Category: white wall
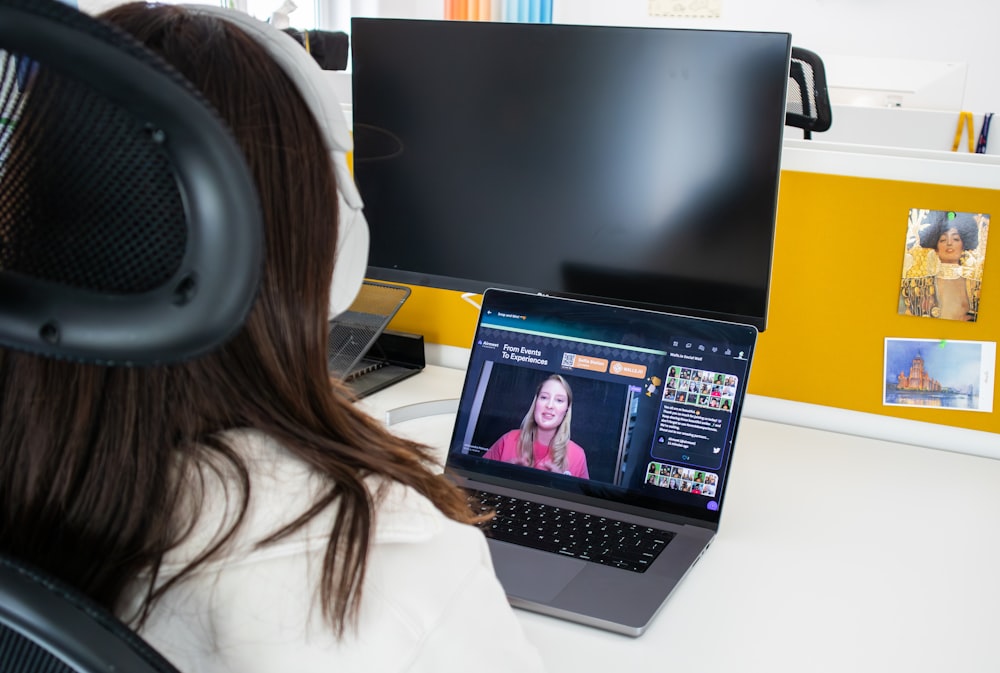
[78,0,1000,150]
[361,0,1000,114]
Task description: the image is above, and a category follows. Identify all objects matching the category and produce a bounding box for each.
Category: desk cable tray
[327,280,424,397]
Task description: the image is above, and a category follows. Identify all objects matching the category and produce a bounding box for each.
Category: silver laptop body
[445,289,757,636]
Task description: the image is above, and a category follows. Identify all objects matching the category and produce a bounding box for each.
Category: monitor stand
[328,280,425,398]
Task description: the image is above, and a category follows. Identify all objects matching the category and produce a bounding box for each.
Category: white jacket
[123,429,546,673]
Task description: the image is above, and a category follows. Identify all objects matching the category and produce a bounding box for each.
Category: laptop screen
[447,289,757,524]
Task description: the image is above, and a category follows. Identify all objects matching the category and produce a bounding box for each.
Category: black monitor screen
[351,18,790,330]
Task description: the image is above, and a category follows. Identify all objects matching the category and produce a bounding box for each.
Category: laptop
[445,288,757,636]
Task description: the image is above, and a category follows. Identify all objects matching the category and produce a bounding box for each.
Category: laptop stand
[327,280,424,398]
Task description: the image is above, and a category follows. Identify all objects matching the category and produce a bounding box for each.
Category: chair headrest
[0,0,263,365]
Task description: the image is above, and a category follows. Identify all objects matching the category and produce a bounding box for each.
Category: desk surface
[358,365,1000,673]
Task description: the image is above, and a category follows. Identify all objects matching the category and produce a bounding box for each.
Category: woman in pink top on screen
[484,375,590,478]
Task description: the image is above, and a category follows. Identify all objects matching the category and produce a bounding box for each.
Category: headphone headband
[187,6,368,318]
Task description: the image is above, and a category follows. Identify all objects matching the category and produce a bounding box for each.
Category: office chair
[282,28,350,70]
[0,555,181,673]
[785,46,832,139]
[0,0,262,365]
[0,0,263,670]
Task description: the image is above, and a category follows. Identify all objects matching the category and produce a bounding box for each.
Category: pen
[975,112,992,153]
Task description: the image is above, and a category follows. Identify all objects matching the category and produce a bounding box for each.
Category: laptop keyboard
[469,490,675,573]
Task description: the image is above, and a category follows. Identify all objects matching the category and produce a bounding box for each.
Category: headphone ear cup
[329,197,369,317]
[328,139,367,318]
[185,5,369,318]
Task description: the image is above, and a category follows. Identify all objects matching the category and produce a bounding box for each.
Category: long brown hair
[0,3,475,636]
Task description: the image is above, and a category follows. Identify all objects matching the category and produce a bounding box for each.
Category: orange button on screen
[609,361,647,379]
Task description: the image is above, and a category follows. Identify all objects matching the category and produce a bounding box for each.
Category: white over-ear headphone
[186,5,369,319]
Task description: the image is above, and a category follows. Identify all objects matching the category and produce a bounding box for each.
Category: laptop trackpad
[489,541,586,602]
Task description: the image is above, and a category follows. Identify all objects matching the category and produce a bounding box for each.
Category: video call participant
[484,374,590,478]
[0,5,544,672]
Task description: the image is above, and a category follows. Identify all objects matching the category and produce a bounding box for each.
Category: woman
[899,210,983,322]
[0,5,544,671]
[484,374,589,478]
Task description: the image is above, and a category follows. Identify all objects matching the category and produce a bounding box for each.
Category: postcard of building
[884,337,995,412]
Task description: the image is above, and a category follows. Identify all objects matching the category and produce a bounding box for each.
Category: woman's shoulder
[487,429,520,452]
[166,428,468,566]
[370,477,466,545]
[136,430,544,672]
[140,512,540,672]
[497,428,521,445]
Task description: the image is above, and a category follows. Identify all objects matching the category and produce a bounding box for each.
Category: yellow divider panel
[382,170,999,434]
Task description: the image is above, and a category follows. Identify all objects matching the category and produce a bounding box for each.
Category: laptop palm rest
[489,540,586,602]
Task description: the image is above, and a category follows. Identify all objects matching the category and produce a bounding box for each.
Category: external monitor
[350,18,790,330]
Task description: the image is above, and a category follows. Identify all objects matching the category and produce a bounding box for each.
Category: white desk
[359,365,1000,673]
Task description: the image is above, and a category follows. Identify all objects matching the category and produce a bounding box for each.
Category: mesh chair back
[785,46,832,139]
[0,0,263,366]
[0,555,180,673]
